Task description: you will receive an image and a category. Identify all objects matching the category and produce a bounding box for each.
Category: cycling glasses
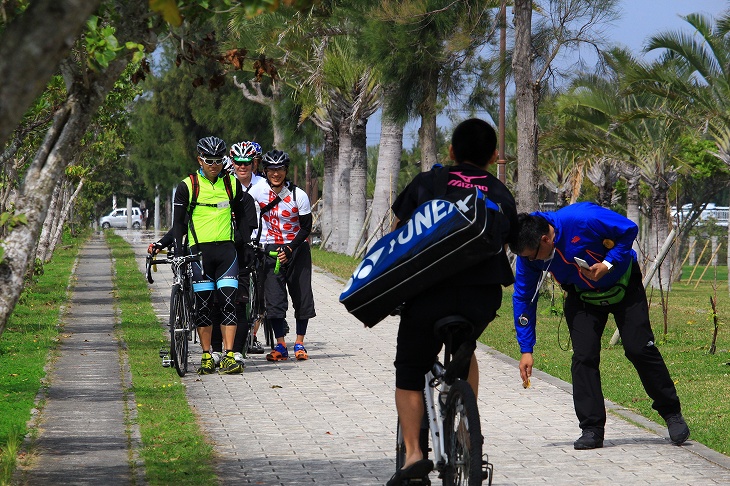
[233,157,254,166]
[199,156,224,166]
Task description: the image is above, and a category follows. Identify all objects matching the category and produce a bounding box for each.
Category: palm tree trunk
[321,130,338,250]
[346,119,367,255]
[418,68,439,172]
[369,91,403,243]
[331,121,353,254]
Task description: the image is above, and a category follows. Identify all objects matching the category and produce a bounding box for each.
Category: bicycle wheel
[442,380,483,485]
[169,284,188,377]
[243,271,258,357]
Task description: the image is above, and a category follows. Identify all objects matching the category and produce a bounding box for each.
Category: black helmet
[261,149,290,170]
[197,136,227,158]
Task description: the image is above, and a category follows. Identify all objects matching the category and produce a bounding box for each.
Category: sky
[366,0,730,148]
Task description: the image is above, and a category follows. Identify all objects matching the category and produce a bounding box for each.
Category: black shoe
[386,459,434,486]
[573,430,604,450]
[249,338,265,354]
[665,413,690,445]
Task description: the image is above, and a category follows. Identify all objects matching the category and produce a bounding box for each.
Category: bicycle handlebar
[268,251,281,275]
[145,251,201,284]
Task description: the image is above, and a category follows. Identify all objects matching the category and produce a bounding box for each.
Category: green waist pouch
[575,261,632,306]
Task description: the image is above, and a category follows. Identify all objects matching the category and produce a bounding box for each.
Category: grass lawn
[313,247,730,457]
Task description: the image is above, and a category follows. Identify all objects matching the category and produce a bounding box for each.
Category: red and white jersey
[248,180,311,245]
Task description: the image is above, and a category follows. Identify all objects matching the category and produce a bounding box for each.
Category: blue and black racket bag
[339,187,507,327]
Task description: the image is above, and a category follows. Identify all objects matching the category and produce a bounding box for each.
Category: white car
[100,207,143,229]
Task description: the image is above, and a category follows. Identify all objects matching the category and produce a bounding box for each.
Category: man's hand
[277,245,292,264]
[519,352,534,388]
[580,262,610,281]
[148,242,163,255]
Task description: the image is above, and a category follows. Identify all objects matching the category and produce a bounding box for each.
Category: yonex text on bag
[340,187,508,327]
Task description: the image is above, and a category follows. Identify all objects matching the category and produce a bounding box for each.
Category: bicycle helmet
[197,136,227,158]
[230,141,261,163]
[221,155,234,174]
[261,149,290,170]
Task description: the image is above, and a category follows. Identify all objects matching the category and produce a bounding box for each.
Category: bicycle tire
[243,269,259,357]
[442,380,483,485]
[169,284,188,377]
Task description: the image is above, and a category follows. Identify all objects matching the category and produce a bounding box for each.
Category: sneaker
[211,351,223,368]
[294,342,308,360]
[233,352,245,364]
[198,352,216,375]
[665,413,690,445]
[249,338,265,354]
[266,343,289,361]
[573,430,604,450]
[219,351,243,374]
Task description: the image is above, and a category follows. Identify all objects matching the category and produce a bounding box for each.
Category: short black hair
[509,213,550,255]
[451,118,497,167]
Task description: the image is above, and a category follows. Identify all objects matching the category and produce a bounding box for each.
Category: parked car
[100,207,142,229]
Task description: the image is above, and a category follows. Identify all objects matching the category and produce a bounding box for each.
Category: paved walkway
[19,230,730,485]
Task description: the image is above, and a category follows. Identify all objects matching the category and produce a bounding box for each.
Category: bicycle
[146,249,201,377]
[394,315,493,486]
[242,242,280,356]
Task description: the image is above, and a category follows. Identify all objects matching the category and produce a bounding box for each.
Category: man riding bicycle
[387,119,517,485]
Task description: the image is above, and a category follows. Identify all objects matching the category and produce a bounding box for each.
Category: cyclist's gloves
[148,241,163,255]
[279,245,293,261]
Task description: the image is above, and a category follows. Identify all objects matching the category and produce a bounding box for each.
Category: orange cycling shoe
[266,343,289,361]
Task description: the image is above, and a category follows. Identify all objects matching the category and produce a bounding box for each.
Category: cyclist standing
[172,136,257,375]
[211,141,267,361]
[248,149,315,362]
[387,119,517,485]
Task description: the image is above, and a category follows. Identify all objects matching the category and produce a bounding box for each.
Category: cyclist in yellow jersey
[171,136,257,375]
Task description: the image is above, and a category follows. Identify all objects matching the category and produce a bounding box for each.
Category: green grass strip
[106,233,216,485]
[314,248,730,457]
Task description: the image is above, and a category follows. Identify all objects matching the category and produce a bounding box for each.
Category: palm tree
[552,52,693,288]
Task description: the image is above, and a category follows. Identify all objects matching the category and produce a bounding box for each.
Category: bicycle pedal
[161,356,171,367]
[159,348,168,358]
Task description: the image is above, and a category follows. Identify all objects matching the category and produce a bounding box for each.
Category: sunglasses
[199,156,223,166]
[233,157,254,166]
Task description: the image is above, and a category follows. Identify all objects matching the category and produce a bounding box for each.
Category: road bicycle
[395,315,493,486]
[146,249,201,377]
[242,242,280,356]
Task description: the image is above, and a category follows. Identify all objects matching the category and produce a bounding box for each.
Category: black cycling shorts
[394,284,502,391]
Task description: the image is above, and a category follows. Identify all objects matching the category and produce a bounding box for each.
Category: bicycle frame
[424,369,449,468]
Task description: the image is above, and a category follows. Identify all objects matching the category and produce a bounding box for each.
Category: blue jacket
[513,202,638,353]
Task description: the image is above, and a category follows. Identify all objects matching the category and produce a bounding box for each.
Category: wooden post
[694,242,722,289]
[687,239,710,284]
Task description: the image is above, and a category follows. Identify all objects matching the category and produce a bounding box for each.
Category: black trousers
[563,264,681,433]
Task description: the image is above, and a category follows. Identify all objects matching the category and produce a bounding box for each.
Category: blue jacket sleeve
[512,256,545,353]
